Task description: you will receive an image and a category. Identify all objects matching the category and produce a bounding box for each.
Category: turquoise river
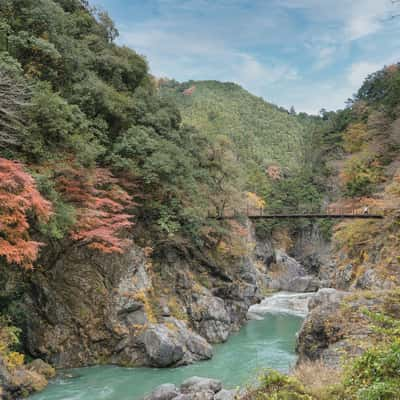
[30,292,310,400]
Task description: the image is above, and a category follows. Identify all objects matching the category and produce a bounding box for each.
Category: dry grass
[294,360,342,399]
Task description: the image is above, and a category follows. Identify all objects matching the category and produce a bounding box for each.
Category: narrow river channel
[31,292,312,400]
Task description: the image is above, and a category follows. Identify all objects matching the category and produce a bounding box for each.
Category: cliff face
[1,217,337,381]
[3,218,332,371]
[12,221,272,369]
[254,224,334,293]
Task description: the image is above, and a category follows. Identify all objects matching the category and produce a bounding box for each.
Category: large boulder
[308,288,347,311]
[144,325,185,367]
[264,250,314,292]
[144,383,179,400]
[143,321,212,367]
[214,389,237,400]
[297,289,383,367]
[0,356,52,400]
[141,377,234,400]
[27,359,56,379]
[286,276,321,292]
[190,296,231,343]
[180,376,223,394]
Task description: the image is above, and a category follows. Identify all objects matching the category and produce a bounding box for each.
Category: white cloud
[314,46,337,70]
[345,0,392,41]
[234,54,298,88]
[277,0,393,41]
[120,25,299,93]
[101,0,399,116]
[347,61,382,88]
[293,57,397,115]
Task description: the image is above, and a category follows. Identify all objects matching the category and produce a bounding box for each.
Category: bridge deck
[209,207,386,220]
[215,214,384,219]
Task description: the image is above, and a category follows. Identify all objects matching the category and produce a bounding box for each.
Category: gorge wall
[2,221,329,370]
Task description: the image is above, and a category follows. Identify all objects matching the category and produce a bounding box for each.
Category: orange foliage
[183,86,196,96]
[56,167,135,254]
[266,165,281,180]
[217,220,252,257]
[0,158,52,269]
[386,64,399,75]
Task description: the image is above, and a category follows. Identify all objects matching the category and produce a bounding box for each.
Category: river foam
[248,292,315,318]
[30,292,308,400]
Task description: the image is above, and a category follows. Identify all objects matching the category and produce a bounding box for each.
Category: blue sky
[92,0,400,114]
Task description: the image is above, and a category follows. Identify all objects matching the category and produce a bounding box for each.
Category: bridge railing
[208,206,386,218]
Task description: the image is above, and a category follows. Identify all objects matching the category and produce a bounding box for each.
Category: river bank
[29,292,312,400]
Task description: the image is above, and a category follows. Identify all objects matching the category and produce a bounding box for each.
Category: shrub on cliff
[0,158,52,269]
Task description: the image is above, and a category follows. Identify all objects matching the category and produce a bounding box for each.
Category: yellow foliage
[334,219,380,259]
[133,289,158,324]
[343,122,368,153]
[246,191,266,209]
[4,351,24,370]
[168,297,188,321]
[165,322,178,332]
[294,360,342,400]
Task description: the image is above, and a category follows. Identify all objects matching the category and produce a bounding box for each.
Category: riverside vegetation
[0,0,400,399]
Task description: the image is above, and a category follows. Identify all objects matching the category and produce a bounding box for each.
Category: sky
[92,0,400,114]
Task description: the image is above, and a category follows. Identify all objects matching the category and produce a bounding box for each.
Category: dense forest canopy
[0,0,331,270]
[0,0,250,267]
[0,0,399,269]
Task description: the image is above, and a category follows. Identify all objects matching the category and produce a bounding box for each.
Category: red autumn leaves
[0,158,135,269]
[56,167,134,255]
[0,158,52,269]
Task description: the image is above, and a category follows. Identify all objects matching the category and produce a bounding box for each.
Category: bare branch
[0,71,29,148]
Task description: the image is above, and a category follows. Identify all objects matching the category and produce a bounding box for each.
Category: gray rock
[143,320,212,367]
[190,296,231,343]
[171,393,214,400]
[199,320,230,343]
[181,377,222,394]
[335,264,354,289]
[144,325,184,367]
[0,355,11,386]
[191,391,215,400]
[297,288,384,367]
[116,300,143,316]
[27,359,55,379]
[286,276,320,292]
[126,309,147,325]
[214,389,237,400]
[265,250,313,292]
[308,288,347,311]
[0,355,49,400]
[185,332,213,360]
[144,383,179,400]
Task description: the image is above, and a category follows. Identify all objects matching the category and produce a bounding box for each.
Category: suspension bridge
[209,207,385,220]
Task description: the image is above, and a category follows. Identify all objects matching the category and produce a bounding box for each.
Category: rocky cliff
[1,219,331,399]
[2,218,287,372]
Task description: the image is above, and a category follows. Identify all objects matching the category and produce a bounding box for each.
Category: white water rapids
[248,292,315,319]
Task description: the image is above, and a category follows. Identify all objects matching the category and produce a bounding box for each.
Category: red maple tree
[56,167,135,253]
[0,158,52,269]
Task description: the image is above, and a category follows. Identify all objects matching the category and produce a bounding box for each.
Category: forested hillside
[0,1,260,394]
[246,64,400,400]
[160,80,326,223]
[160,80,306,172]
[0,0,251,263]
[1,2,321,396]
